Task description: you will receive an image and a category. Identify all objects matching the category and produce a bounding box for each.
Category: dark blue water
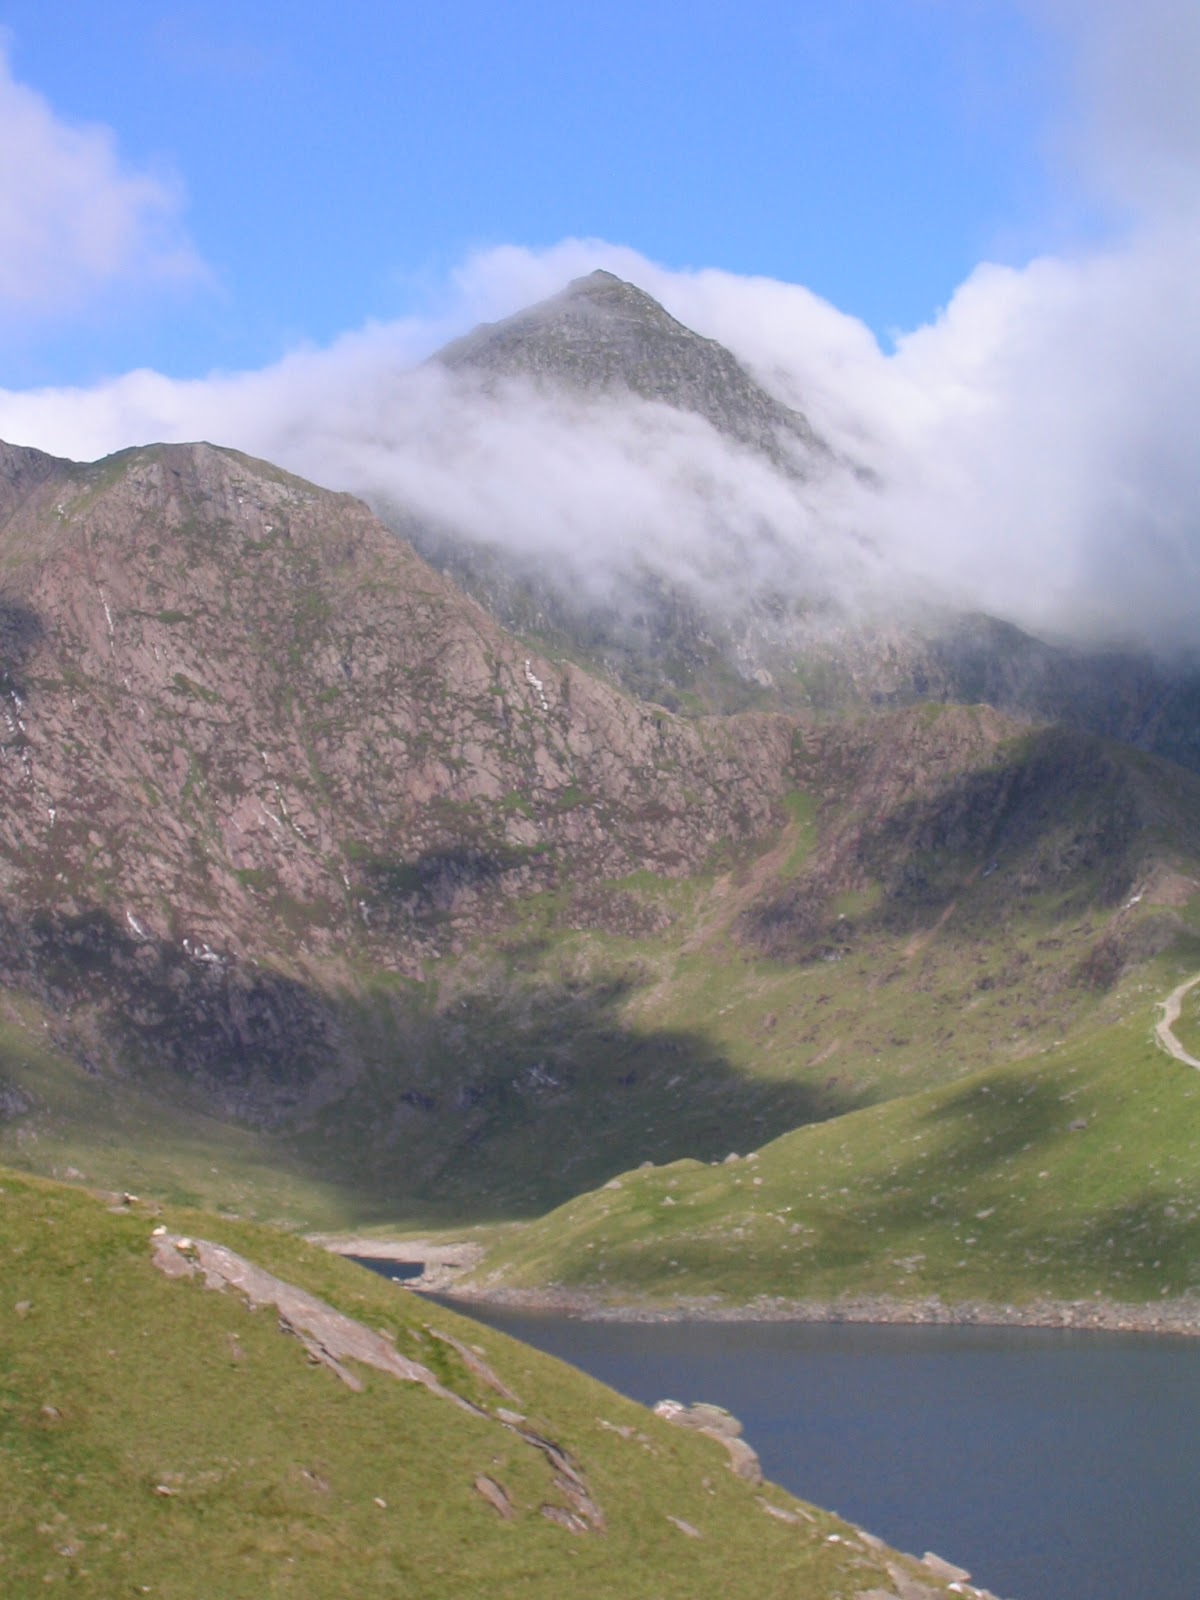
[417,1296,1198,1600]
[346,1254,425,1281]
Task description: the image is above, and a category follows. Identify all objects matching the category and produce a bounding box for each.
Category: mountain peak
[563,266,624,293]
[433,271,825,461]
[556,267,673,316]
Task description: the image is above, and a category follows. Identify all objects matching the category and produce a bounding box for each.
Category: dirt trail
[1155,974,1200,1069]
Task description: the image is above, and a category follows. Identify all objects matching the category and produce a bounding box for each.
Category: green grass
[779,789,818,877]
[0,1169,951,1600]
[465,953,1200,1308]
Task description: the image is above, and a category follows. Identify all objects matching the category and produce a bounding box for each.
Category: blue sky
[0,0,1078,385]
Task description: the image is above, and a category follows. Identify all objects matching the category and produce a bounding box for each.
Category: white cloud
[1031,0,1200,216]
[2,221,1198,654]
[0,41,204,317]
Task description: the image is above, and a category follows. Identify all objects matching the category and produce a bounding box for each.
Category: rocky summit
[435,268,826,465]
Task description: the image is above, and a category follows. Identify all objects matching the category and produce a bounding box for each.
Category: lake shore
[422,1281,1200,1337]
[322,1238,1200,1337]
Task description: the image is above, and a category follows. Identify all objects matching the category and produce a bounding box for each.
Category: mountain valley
[3,269,1200,1600]
[0,274,1198,1305]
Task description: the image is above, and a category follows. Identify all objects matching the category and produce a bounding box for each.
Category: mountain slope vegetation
[1,429,1198,1239]
[460,949,1200,1311]
[1,1167,977,1599]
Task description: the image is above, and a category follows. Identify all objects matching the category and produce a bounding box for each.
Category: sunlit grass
[469,954,1200,1308]
[0,1169,926,1599]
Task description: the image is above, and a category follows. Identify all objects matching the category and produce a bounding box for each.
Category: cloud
[0,243,899,633]
[1030,0,1200,216]
[0,40,204,318]
[866,228,1200,645]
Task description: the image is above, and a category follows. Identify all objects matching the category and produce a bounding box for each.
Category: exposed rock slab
[653,1398,763,1484]
[151,1230,604,1532]
[153,1231,474,1405]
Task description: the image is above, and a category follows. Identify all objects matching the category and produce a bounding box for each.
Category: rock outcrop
[653,1398,763,1484]
[435,269,826,465]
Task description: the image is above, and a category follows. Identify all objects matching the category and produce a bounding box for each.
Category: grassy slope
[463,948,1200,1308]
[0,1005,358,1230]
[0,1170,957,1600]
[0,860,1118,1232]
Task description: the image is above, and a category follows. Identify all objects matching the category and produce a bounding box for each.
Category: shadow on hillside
[0,901,851,1221]
[0,600,45,701]
[4,906,338,1125]
[743,726,1147,962]
[301,959,855,1221]
[360,840,549,925]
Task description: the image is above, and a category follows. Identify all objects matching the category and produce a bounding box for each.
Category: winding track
[1155,974,1200,1069]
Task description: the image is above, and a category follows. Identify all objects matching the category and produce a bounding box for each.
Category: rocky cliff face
[0,439,794,1115]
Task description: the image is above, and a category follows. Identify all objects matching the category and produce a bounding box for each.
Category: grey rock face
[436,269,826,467]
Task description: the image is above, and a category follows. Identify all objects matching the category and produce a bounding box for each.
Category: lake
[360,1268,1198,1600]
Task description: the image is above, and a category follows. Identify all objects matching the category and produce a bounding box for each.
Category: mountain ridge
[0,436,809,1163]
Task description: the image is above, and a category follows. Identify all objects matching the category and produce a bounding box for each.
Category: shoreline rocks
[423,1283,1200,1338]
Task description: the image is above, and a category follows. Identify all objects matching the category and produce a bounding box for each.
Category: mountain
[399,269,842,716]
[0,438,795,1127]
[0,424,1198,1258]
[3,285,1197,1592]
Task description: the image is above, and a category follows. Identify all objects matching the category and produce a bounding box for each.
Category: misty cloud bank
[1,0,1197,655]
[0,43,202,320]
